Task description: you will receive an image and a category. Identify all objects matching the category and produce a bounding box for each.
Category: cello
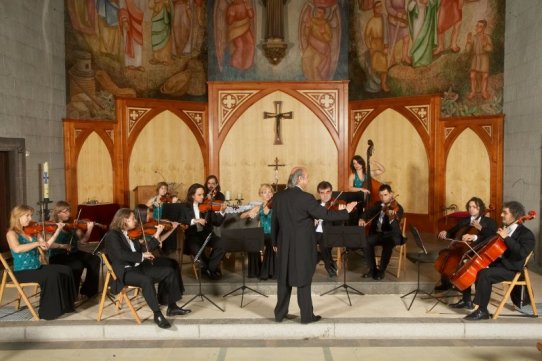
[450,210,536,291]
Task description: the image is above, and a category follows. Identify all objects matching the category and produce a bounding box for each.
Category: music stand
[181,233,225,312]
[219,228,267,307]
[320,226,366,306]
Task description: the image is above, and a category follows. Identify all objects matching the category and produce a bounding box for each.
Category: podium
[320,226,366,306]
[132,185,155,207]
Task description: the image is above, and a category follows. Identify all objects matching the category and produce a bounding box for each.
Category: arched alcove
[77,132,113,203]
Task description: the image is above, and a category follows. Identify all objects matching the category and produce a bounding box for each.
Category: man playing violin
[47,201,101,301]
[435,197,497,310]
[315,181,341,278]
[359,184,404,280]
[464,201,535,320]
[181,183,227,280]
[204,175,226,202]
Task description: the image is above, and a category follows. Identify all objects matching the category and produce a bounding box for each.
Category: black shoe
[464,309,490,321]
[326,267,337,278]
[154,312,171,329]
[434,283,452,292]
[373,270,384,280]
[449,300,474,310]
[301,315,322,324]
[362,270,375,278]
[166,305,191,316]
[204,268,220,280]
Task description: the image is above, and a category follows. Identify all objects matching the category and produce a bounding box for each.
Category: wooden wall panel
[77,132,113,203]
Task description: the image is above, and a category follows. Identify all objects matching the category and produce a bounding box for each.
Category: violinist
[180,183,227,280]
[464,201,535,320]
[146,182,178,220]
[359,184,404,280]
[48,201,101,300]
[6,205,76,320]
[240,183,275,280]
[434,197,497,304]
[315,181,341,278]
[104,208,190,329]
[204,175,225,201]
[133,204,186,304]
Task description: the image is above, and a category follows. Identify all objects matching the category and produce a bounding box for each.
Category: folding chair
[0,252,40,320]
[96,253,142,324]
[492,252,538,319]
[375,217,407,278]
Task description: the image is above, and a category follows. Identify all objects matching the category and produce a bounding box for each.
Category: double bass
[450,210,536,291]
[364,140,383,208]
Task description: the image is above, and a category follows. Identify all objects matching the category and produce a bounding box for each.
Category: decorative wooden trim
[405,105,431,134]
[296,90,339,131]
[182,110,205,137]
[444,127,455,139]
[126,107,152,136]
[217,90,259,134]
[351,109,374,138]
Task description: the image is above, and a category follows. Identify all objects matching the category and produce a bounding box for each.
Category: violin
[63,219,108,232]
[325,198,347,211]
[160,193,177,203]
[199,199,224,212]
[382,196,401,220]
[23,221,58,235]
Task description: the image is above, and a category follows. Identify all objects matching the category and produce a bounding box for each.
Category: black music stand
[181,233,225,312]
[219,228,267,308]
[320,226,366,306]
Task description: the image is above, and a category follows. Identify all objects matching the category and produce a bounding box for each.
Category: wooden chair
[0,251,40,320]
[96,253,142,324]
[376,217,408,278]
[491,252,538,319]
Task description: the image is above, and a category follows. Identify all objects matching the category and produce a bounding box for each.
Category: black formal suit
[362,202,404,274]
[104,229,182,312]
[180,202,225,272]
[315,202,344,275]
[271,186,349,323]
[472,224,535,312]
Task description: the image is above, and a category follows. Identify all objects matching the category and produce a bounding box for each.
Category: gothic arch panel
[77,132,113,203]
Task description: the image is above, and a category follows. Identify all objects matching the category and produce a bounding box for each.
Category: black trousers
[315,232,335,272]
[473,262,516,312]
[122,262,182,312]
[49,250,101,297]
[275,273,314,323]
[365,231,403,272]
[185,231,225,272]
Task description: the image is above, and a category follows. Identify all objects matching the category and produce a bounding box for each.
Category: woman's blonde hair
[259,184,274,195]
[51,200,70,222]
[9,205,34,233]
[109,208,133,231]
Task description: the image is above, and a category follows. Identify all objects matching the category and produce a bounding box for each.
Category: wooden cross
[268,157,286,186]
[263,101,293,145]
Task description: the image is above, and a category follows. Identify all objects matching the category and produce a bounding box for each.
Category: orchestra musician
[315,181,341,278]
[272,167,357,324]
[6,205,76,320]
[204,175,226,201]
[348,155,385,224]
[146,181,178,220]
[104,208,190,329]
[48,201,101,301]
[359,184,404,281]
[180,183,227,280]
[435,197,497,311]
[239,183,276,280]
[133,204,185,301]
[463,201,535,320]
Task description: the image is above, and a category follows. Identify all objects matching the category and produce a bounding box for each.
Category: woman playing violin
[180,183,227,280]
[240,183,275,280]
[48,201,101,300]
[133,204,185,301]
[146,182,178,220]
[204,175,225,201]
[6,205,76,320]
[463,201,535,321]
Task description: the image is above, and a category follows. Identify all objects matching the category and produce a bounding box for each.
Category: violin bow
[67,208,83,253]
[326,191,344,210]
[137,211,153,264]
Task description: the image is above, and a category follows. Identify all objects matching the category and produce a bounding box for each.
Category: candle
[43,161,49,199]
[237,193,242,200]
[225,191,230,201]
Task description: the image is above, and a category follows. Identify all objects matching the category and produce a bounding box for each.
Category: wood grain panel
[77,132,113,203]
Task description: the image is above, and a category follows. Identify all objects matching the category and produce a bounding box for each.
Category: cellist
[434,197,497,311]
[464,201,535,320]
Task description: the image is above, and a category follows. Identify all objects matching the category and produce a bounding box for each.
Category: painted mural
[349,0,505,117]
[65,0,208,120]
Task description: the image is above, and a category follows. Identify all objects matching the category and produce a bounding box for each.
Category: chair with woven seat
[491,251,538,319]
[96,253,142,324]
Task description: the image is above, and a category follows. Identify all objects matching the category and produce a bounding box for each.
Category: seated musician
[133,204,185,301]
[181,183,227,280]
[464,201,535,320]
[204,175,225,201]
[315,181,341,278]
[240,183,275,280]
[435,197,497,311]
[359,184,404,280]
[104,208,190,329]
[146,182,178,220]
[47,201,101,301]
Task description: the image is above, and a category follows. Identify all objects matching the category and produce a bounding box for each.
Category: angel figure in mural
[214,0,256,71]
[299,1,341,81]
[149,0,174,65]
[385,0,411,66]
[465,19,492,100]
[119,0,146,72]
[407,0,439,67]
[433,0,463,56]
[364,1,390,92]
[96,0,121,57]
[172,0,193,57]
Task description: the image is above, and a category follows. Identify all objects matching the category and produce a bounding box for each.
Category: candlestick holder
[37,198,53,221]
[235,198,244,206]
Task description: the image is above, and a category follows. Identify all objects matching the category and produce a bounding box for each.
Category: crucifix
[263,101,293,145]
[268,157,286,188]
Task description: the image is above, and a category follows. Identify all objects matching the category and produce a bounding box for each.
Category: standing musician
[464,201,535,320]
[48,201,101,301]
[146,182,178,220]
[315,181,341,278]
[104,208,190,329]
[435,197,497,310]
[204,175,225,201]
[181,183,227,280]
[359,184,404,280]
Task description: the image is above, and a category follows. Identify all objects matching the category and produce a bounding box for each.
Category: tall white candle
[225,191,230,201]
[43,162,49,199]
